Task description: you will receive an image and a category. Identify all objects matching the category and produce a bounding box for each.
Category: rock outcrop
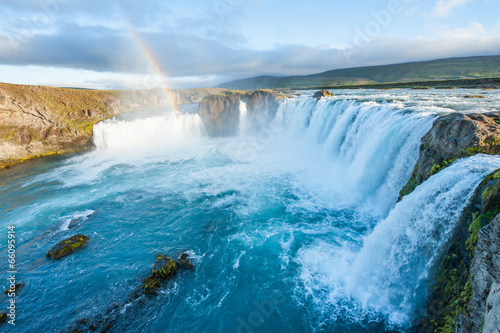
[197,91,246,136]
[142,252,194,295]
[0,83,225,169]
[46,234,89,259]
[399,112,500,200]
[197,90,282,136]
[312,89,334,99]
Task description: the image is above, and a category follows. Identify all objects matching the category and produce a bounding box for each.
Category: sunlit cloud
[431,0,475,18]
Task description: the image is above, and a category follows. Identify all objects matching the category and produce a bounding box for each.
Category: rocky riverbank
[0,83,225,169]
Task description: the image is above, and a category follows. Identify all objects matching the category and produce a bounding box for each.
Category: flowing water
[1,89,500,332]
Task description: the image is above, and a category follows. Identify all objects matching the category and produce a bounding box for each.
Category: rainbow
[127,26,177,109]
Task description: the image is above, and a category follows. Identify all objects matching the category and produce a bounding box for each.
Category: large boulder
[46,234,89,259]
[313,90,334,99]
[399,112,500,199]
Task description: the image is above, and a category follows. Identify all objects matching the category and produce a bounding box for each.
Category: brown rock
[399,112,500,199]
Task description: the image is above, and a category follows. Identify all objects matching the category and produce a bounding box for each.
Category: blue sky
[0,0,499,89]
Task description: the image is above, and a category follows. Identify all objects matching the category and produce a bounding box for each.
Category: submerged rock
[0,312,6,325]
[312,89,334,99]
[46,234,89,259]
[141,252,194,295]
[4,282,24,294]
[179,253,194,270]
[68,211,97,229]
[151,254,178,280]
[464,95,486,99]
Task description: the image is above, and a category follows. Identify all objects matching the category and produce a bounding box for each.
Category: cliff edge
[0,83,225,169]
[410,113,500,332]
[197,89,283,136]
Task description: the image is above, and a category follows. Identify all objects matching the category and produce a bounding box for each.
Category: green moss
[46,234,89,259]
[466,210,500,254]
[431,254,471,333]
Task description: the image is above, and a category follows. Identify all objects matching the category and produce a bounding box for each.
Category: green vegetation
[218,56,500,90]
[429,169,500,332]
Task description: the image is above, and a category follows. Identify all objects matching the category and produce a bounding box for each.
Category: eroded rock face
[197,92,244,136]
[197,90,282,137]
[468,215,500,332]
[399,112,500,199]
[46,234,89,259]
[484,282,500,332]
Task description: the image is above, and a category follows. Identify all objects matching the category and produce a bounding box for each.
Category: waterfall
[238,101,249,136]
[275,98,436,214]
[93,110,203,151]
[297,154,500,326]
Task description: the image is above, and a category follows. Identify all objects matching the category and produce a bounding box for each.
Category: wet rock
[46,234,89,259]
[141,254,179,295]
[68,211,96,229]
[141,276,163,296]
[4,282,24,294]
[312,89,334,99]
[151,254,178,279]
[464,95,486,98]
[141,253,195,295]
[179,253,194,270]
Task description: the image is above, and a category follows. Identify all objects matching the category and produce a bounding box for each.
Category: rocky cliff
[0,83,225,169]
[197,90,283,136]
[409,113,500,332]
[399,112,500,200]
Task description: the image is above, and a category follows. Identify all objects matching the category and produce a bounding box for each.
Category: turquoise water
[1,90,500,332]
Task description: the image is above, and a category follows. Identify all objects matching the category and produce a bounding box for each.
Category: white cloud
[438,22,487,38]
[432,0,475,17]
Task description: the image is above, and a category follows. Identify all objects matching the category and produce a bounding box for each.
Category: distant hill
[218,56,500,90]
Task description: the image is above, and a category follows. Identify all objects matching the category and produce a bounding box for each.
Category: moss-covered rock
[151,254,178,280]
[141,253,195,296]
[46,234,89,259]
[3,282,24,294]
[141,276,163,296]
